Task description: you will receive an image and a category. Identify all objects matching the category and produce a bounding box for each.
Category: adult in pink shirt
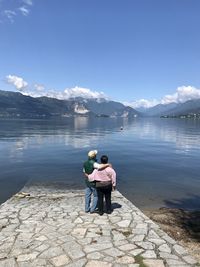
[87,155,116,215]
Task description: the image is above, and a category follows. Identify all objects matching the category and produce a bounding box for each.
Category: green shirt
[83,159,96,187]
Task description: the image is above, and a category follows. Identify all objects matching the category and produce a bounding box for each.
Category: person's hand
[112,186,116,191]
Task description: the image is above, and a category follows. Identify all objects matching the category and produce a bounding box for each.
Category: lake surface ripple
[0,117,200,210]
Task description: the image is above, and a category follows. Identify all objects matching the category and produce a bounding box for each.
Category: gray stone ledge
[0,183,198,267]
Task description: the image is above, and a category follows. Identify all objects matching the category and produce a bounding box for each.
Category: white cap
[88,150,98,158]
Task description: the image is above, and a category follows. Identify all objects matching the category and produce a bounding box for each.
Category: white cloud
[161,86,200,104]
[22,0,33,5]
[124,99,159,109]
[4,10,16,22]
[6,75,28,90]
[12,82,107,101]
[63,86,107,99]
[19,6,29,16]
[34,84,45,91]
[6,75,200,109]
[1,0,33,22]
[125,85,200,109]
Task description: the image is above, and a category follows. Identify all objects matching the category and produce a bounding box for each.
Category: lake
[0,117,200,211]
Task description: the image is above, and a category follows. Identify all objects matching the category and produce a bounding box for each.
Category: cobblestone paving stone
[0,183,199,267]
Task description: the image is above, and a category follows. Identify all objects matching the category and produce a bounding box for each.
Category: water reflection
[0,118,200,158]
[129,119,200,152]
[10,139,29,162]
[0,118,200,208]
[73,116,89,129]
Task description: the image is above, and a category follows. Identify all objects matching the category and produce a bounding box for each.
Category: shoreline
[143,207,200,263]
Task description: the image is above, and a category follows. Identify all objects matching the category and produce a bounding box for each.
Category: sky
[1,0,200,108]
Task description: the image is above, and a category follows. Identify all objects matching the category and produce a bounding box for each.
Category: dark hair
[101,155,108,164]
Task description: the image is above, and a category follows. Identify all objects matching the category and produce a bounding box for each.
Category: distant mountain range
[1,89,200,119]
[141,99,200,117]
[0,90,139,119]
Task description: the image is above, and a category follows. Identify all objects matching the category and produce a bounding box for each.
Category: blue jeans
[85,186,98,212]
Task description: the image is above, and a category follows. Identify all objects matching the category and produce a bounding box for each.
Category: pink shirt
[88,167,116,186]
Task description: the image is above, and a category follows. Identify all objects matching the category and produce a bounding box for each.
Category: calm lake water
[0,117,200,210]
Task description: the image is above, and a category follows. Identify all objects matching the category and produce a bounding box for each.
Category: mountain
[140,103,178,117]
[0,90,51,118]
[0,90,140,118]
[141,99,200,117]
[82,98,139,117]
[161,99,200,117]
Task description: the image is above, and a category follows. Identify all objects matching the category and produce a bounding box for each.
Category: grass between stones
[134,255,147,267]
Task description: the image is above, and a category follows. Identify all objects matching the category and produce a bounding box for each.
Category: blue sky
[1,0,200,108]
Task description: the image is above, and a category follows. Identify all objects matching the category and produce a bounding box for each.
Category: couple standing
[83,150,116,216]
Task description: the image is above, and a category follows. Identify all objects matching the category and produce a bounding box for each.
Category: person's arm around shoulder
[88,169,98,181]
[93,162,112,170]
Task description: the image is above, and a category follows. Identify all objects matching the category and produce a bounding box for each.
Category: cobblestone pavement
[0,183,198,267]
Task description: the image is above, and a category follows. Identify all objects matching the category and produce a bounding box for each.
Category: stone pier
[0,182,198,267]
